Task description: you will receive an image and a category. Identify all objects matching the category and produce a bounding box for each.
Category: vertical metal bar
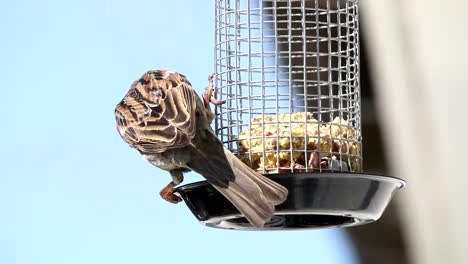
[272,0,281,172]
[326,0,333,166]
[314,0,322,172]
[259,0,266,174]
[214,0,219,137]
[224,0,230,147]
[355,0,362,171]
[234,0,240,154]
[301,0,308,172]
[288,0,295,172]
[337,0,345,171]
[345,0,352,170]
[246,0,252,169]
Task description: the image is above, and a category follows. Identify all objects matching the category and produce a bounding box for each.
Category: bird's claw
[203,74,225,109]
[159,183,182,204]
[308,152,329,171]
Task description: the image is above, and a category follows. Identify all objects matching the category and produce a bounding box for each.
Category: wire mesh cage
[214,0,362,174]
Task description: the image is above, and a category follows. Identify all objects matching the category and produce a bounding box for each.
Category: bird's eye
[129,90,137,97]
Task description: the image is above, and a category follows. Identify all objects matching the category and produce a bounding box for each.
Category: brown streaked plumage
[115,70,288,228]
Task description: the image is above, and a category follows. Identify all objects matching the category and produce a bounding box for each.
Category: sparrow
[114,70,288,228]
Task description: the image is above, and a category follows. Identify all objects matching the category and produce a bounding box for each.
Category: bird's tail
[212,148,288,228]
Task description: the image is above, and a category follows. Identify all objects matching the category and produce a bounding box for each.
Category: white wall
[360,1,468,263]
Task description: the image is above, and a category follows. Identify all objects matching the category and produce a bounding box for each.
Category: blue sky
[0,1,357,263]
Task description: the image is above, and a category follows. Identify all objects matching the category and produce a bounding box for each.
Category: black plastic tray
[175,173,405,230]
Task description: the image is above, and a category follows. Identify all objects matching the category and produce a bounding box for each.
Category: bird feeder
[176,0,404,230]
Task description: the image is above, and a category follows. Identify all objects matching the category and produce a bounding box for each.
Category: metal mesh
[214,0,362,174]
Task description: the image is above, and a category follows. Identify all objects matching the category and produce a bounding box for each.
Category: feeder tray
[175,173,405,230]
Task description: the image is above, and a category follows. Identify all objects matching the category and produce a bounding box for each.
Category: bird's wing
[114,70,197,154]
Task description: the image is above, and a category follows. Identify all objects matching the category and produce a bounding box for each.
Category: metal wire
[214,0,362,174]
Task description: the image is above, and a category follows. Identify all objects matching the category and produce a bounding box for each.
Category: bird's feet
[203,74,225,110]
[308,151,329,170]
[159,182,182,204]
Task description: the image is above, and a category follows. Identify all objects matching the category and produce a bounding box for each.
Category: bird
[114,70,288,228]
